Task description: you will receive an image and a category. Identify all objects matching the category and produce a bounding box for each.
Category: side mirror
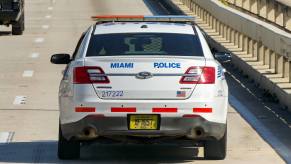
[214,52,232,63]
[50,54,71,64]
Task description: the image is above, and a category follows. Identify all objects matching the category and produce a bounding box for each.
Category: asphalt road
[0,0,286,163]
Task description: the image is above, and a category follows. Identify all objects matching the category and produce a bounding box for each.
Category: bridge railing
[174,0,291,109]
[225,0,291,32]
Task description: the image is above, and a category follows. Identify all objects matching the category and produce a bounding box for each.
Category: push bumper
[61,115,226,141]
[0,10,21,24]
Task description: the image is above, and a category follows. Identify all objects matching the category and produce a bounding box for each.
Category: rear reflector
[111,107,136,113]
[193,108,213,113]
[152,108,178,113]
[75,107,96,113]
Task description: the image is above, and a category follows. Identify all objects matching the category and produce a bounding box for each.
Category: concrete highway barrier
[225,0,291,32]
[170,0,291,110]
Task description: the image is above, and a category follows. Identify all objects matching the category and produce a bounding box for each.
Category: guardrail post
[243,36,249,52]
[231,29,236,44]
[196,2,200,15]
[275,3,284,27]
[250,0,258,14]
[228,0,235,5]
[209,15,213,27]
[270,51,276,71]
[193,2,197,14]
[283,57,290,79]
[219,23,223,35]
[284,7,291,31]
[227,26,231,41]
[267,0,275,22]
[248,38,253,55]
[213,18,217,32]
[275,54,284,75]
[243,0,251,11]
[239,33,244,49]
[235,0,243,8]
[258,42,265,63]
[235,31,239,46]
[253,41,259,59]
[259,0,267,19]
[216,20,220,34]
[206,12,210,25]
[223,24,227,39]
[264,47,270,66]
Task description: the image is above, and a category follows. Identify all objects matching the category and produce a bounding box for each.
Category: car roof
[93,22,195,35]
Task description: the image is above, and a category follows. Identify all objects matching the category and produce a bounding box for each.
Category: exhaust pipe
[77,127,98,140]
[186,127,204,139]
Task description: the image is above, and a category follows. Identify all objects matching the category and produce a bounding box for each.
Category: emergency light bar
[91,15,195,23]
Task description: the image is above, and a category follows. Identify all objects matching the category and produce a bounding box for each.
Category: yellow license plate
[129,115,158,130]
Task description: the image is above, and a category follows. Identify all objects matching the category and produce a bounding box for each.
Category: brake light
[180,67,215,84]
[73,66,110,84]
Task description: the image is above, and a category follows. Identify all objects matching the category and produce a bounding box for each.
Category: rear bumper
[61,115,226,141]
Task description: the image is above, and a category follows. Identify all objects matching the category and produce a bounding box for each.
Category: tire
[12,12,24,35]
[204,127,227,160]
[58,124,80,160]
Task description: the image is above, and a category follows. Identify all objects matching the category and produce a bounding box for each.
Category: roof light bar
[91,15,195,22]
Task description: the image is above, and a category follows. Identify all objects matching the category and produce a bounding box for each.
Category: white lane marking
[0,132,14,145]
[42,25,50,29]
[30,53,39,58]
[22,70,34,77]
[230,95,291,163]
[227,72,290,127]
[45,15,52,19]
[48,6,53,10]
[13,96,27,105]
[34,37,45,43]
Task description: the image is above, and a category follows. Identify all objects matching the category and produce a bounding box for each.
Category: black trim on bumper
[0,11,21,24]
[61,116,226,141]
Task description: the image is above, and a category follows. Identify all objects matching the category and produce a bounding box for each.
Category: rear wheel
[12,12,24,35]
[204,127,227,160]
[58,124,80,160]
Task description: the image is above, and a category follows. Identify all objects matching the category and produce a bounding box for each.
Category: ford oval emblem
[136,71,153,79]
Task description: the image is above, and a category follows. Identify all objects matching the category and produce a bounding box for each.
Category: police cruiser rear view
[51,15,230,160]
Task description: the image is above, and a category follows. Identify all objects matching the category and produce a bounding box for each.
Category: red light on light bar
[111,107,136,113]
[92,15,144,19]
[152,108,178,113]
[75,107,96,113]
[193,108,213,113]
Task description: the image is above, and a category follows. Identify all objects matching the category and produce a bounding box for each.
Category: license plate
[129,115,159,130]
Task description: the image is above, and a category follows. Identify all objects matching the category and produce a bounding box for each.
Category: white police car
[51,15,230,160]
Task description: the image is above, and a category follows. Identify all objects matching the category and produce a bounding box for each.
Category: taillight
[180,66,215,84]
[73,66,110,84]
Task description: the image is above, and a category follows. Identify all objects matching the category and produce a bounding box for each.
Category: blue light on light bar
[91,15,195,22]
[144,15,195,22]
[145,15,194,19]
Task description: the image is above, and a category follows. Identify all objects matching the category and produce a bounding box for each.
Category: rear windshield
[86,33,204,57]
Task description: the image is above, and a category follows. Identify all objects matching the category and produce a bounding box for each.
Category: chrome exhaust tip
[186,127,205,139]
[77,127,98,140]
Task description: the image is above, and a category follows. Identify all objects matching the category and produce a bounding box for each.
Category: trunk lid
[84,56,206,100]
